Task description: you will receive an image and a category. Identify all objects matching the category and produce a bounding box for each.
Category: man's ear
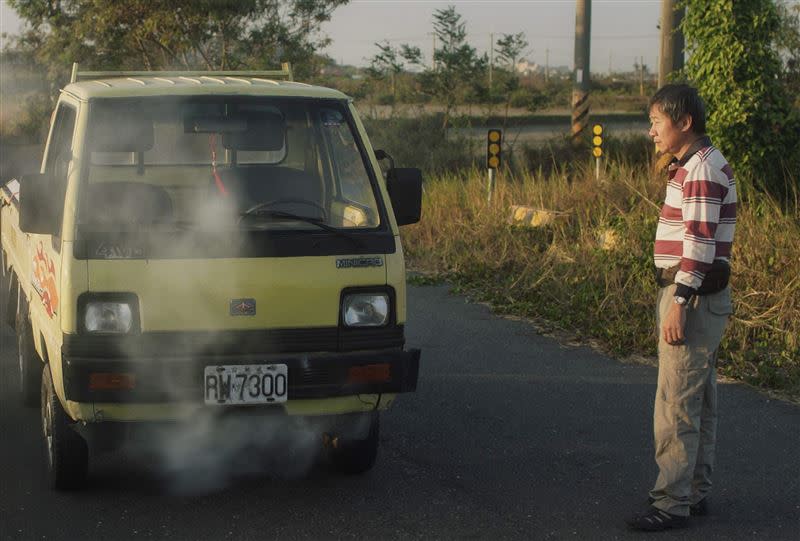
[679,114,694,133]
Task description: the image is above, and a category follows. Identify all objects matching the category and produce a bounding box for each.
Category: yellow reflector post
[591,124,604,159]
[487,129,502,169]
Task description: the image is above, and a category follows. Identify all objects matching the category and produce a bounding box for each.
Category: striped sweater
[654,136,737,297]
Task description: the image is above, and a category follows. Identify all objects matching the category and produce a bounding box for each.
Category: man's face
[648,105,693,157]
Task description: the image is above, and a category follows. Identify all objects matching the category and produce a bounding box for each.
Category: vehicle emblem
[336,257,384,269]
[95,242,145,259]
[230,298,256,316]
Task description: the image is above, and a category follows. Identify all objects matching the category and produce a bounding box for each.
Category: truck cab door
[27,101,77,325]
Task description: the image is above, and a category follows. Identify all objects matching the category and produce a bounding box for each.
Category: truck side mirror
[19,174,61,235]
[386,168,422,226]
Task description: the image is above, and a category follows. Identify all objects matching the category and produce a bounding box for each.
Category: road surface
[1,284,798,540]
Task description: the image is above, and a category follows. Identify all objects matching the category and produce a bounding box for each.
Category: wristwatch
[674,295,690,307]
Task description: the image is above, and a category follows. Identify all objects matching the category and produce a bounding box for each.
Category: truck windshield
[80,97,382,231]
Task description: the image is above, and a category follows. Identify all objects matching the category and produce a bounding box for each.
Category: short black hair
[649,84,706,134]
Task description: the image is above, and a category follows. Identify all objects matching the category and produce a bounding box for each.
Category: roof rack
[69,62,293,84]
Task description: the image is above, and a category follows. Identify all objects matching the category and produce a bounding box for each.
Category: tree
[495,32,528,70]
[6,0,348,84]
[366,41,421,104]
[494,32,529,124]
[410,6,486,131]
[683,0,800,198]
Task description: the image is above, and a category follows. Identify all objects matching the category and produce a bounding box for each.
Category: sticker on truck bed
[32,242,59,318]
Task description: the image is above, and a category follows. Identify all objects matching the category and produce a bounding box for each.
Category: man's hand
[662,302,687,345]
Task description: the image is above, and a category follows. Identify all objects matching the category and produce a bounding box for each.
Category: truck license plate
[204,364,288,405]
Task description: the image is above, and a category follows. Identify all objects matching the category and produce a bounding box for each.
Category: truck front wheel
[329,412,380,475]
[41,365,89,490]
[16,305,42,407]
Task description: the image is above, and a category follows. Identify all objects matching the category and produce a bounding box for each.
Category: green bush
[361,114,477,174]
[0,92,52,144]
[519,134,653,177]
[684,0,800,201]
[376,93,396,106]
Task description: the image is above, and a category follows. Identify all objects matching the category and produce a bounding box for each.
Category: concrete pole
[673,7,685,74]
[640,56,645,96]
[489,32,494,90]
[571,0,592,147]
[429,32,437,70]
[658,0,685,88]
[545,48,550,82]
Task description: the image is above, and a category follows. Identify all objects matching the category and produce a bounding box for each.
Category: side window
[320,109,371,204]
[44,103,77,236]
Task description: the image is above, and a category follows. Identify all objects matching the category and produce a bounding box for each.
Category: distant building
[515,59,540,76]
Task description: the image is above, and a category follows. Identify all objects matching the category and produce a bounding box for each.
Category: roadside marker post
[592,124,604,181]
[487,129,502,203]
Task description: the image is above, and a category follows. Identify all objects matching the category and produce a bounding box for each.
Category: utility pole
[608,51,612,77]
[639,55,645,96]
[658,0,685,88]
[489,32,494,89]
[545,48,550,82]
[429,32,437,71]
[571,0,591,147]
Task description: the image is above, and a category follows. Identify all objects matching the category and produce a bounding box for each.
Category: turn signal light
[89,372,136,390]
[347,363,391,384]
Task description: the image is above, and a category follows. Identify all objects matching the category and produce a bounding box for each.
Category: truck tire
[41,365,89,490]
[330,412,380,475]
[16,304,42,407]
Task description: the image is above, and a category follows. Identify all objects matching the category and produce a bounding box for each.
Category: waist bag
[654,260,731,295]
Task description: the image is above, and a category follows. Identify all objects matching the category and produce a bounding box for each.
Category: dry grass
[403,161,800,394]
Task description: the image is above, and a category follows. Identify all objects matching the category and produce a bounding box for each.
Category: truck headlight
[342,293,389,327]
[85,302,133,333]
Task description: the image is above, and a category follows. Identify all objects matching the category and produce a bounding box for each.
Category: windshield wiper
[240,209,365,248]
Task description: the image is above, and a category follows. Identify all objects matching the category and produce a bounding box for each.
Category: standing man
[627,84,737,531]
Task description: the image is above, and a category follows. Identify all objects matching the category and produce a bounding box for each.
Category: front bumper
[62,347,420,404]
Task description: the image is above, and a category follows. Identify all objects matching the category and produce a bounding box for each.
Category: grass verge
[401,161,800,398]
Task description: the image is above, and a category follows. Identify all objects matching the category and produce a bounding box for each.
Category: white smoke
[122,412,323,494]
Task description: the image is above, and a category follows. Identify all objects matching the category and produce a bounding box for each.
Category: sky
[324,0,662,72]
[0,0,665,73]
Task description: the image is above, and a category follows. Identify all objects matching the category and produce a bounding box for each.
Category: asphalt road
[1,284,798,540]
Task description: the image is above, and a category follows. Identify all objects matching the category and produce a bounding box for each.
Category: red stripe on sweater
[715,242,732,258]
[660,205,682,220]
[683,179,727,200]
[654,240,683,256]
[671,167,688,184]
[680,258,712,274]
[720,203,737,219]
[721,164,735,181]
[685,220,718,238]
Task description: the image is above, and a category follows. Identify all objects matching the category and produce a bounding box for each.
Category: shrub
[361,114,477,174]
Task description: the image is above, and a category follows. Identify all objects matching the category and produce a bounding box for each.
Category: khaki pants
[649,285,732,516]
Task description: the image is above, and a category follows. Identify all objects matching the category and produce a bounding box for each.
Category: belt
[654,260,730,295]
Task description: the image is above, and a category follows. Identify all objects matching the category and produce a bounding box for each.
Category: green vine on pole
[682,0,800,201]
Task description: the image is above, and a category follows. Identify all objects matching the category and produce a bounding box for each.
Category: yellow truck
[0,64,422,489]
